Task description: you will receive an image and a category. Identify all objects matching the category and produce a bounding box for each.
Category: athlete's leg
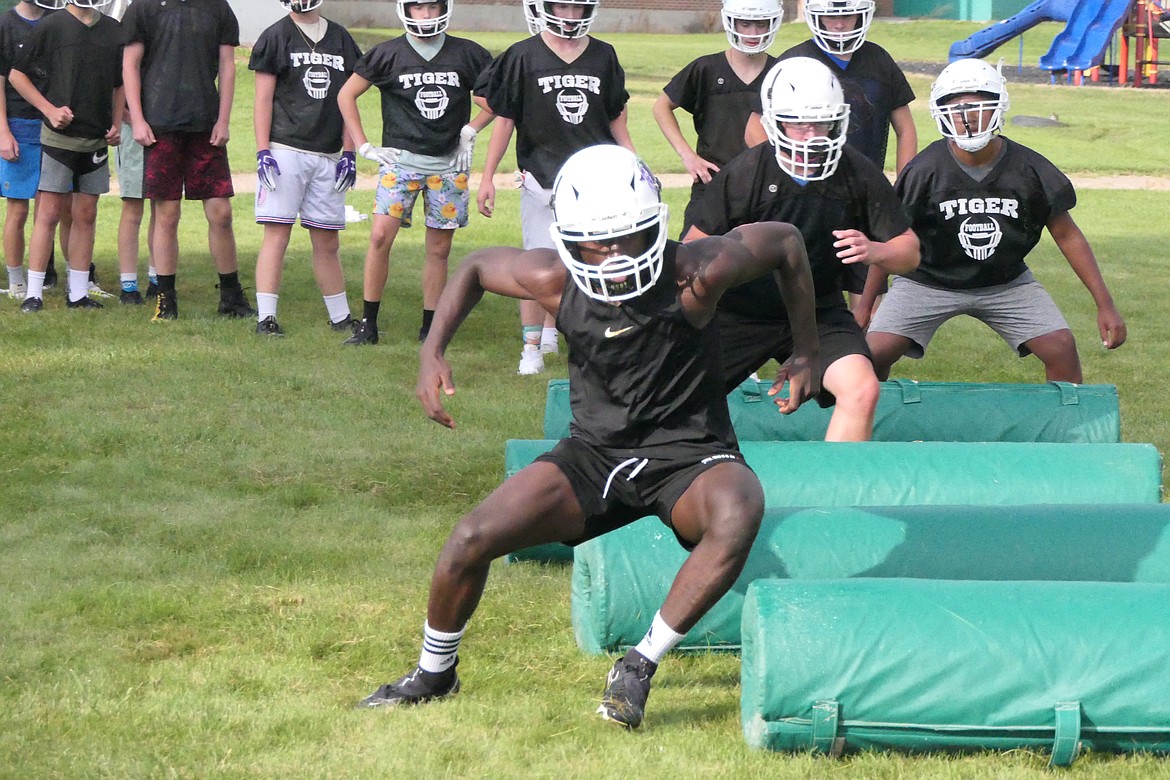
[308,226,345,298]
[255,222,293,295]
[4,197,30,273]
[421,226,453,310]
[866,331,915,381]
[1023,328,1082,383]
[203,196,238,275]
[822,353,880,442]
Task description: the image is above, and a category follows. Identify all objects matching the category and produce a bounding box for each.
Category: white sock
[148,265,158,282]
[418,621,465,674]
[7,265,24,286]
[323,292,350,324]
[256,292,278,320]
[68,268,89,302]
[27,269,45,300]
[540,326,558,352]
[633,611,685,665]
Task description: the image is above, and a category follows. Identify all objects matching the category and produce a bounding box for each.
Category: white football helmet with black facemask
[804,0,874,56]
[721,0,783,54]
[523,0,544,34]
[539,0,598,39]
[929,58,1009,153]
[398,0,451,37]
[279,0,324,12]
[549,145,669,304]
[759,57,850,181]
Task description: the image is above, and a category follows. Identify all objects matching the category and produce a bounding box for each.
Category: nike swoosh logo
[92,151,108,165]
[604,326,634,338]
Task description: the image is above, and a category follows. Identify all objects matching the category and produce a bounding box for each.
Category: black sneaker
[145,280,159,299]
[67,295,104,309]
[329,315,357,333]
[256,315,284,336]
[343,318,378,346]
[20,296,43,313]
[356,665,460,709]
[120,290,144,305]
[217,284,256,318]
[597,650,657,730]
[153,290,178,321]
[43,264,57,289]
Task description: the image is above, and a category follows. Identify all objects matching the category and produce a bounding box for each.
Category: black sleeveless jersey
[897,137,1076,290]
[558,241,737,453]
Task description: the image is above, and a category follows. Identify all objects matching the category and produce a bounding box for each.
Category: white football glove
[452,124,476,171]
[359,142,402,169]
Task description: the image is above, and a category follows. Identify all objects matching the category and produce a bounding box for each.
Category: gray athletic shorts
[116,122,146,200]
[868,271,1070,358]
[254,147,345,230]
[39,145,108,195]
[520,171,555,250]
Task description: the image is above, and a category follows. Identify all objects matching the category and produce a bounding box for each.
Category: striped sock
[418,621,465,674]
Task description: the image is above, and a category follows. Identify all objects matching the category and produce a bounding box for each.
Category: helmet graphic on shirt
[930,58,1009,153]
[539,0,599,39]
[549,145,669,303]
[721,0,783,54]
[760,57,850,181]
[804,0,875,56]
[958,216,1002,261]
[416,85,451,119]
[398,0,452,37]
[555,89,589,125]
[279,0,324,12]
[303,66,332,100]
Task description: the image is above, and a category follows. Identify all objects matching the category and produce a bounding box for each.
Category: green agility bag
[741,579,1170,765]
[571,503,1170,654]
[504,440,1162,563]
[542,378,1121,443]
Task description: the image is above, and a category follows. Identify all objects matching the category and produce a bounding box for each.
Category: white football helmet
[32,0,67,9]
[930,58,1009,153]
[760,57,850,181]
[523,0,544,34]
[68,0,112,7]
[398,0,451,37]
[721,0,783,54]
[804,0,874,56]
[549,145,669,303]
[539,0,598,39]
[279,0,324,12]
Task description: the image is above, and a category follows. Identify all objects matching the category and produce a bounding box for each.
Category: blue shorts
[1,118,43,200]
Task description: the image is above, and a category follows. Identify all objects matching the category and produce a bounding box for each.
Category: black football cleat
[356,665,459,709]
[597,650,657,730]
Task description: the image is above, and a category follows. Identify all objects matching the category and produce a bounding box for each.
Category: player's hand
[681,150,719,184]
[46,104,73,130]
[334,151,357,193]
[105,124,120,146]
[132,118,156,147]
[359,142,401,168]
[477,180,496,218]
[417,350,458,429]
[452,124,476,171]
[771,353,819,414]
[0,130,18,162]
[256,149,280,192]
[833,229,872,265]
[1098,304,1127,349]
[209,120,230,147]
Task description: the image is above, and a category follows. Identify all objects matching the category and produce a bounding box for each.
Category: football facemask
[930,59,1009,152]
[32,0,68,8]
[721,0,783,54]
[549,145,669,303]
[397,0,451,37]
[523,0,544,34]
[804,0,874,56]
[539,0,599,39]
[760,57,850,181]
[280,0,325,12]
[69,0,113,7]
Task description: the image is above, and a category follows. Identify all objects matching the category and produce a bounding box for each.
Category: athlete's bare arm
[417,247,566,428]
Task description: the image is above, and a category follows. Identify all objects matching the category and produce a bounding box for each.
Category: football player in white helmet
[686,57,919,443]
[721,0,782,54]
[397,0,450,37]
[867,57,1126,384]
[361,145,819,733]
[279,0,324,12]
[538,0,598,39]
[803,0,874,57]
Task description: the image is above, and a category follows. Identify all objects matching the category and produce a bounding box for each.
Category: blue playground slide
[949,0,1134,71]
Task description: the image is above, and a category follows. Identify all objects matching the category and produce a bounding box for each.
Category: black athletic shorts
[536,436,751,549]
[717,304,872,407]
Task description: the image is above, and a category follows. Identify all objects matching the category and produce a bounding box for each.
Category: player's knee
[704,501,763,560]
[837,370,880,413]
[441,516,496,565]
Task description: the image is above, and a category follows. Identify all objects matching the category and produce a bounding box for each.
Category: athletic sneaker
[145,280,159,299]
[7,282,26,300]
[217,284,256,318]
[87,281,115,299]
[597,650,657,730]
[120,290,144,305]
[540,336,558,354]
[67,295,104,309]
[256,315,284,337]
[356,665,460,709]
[517,344,544,375]
[153,290,178,321]
[43,264,57,289]
[343,318,378,346]
[20,296,43,313]
[329,315,357,333]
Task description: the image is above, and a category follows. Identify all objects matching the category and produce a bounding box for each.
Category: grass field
[3,20,1170,779]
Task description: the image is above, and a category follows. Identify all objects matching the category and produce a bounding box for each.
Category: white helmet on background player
[759,57,850,181]
[804,0,874,56]
[523,0,545,34]
[930,58,1010,153]
[549,145,669,303]
[279,0,324,13]
[67,0,113,7]
[398,0,451,37]
[721,0,783,54]
[27,0,66,9]
[540,0,599,39]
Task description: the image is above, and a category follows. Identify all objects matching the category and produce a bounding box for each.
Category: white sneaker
[517,344,544,375]
[6,282,25,299]
[87,281,115,299]
[540,336,558,355]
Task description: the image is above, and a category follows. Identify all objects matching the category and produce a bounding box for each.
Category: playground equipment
[1120,1,1170,84]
